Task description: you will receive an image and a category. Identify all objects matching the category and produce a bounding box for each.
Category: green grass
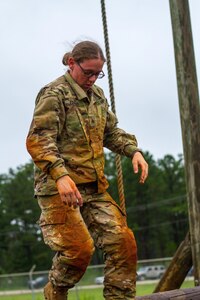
[0,280,195,300]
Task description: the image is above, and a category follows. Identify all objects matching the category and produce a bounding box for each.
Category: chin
[83,85,92,91]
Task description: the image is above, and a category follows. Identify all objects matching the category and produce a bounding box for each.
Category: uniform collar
[64,71,102,101]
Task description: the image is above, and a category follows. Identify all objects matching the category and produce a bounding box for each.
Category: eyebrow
[83,68,102,72]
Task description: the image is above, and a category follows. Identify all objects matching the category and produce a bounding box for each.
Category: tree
[0,162,52,273]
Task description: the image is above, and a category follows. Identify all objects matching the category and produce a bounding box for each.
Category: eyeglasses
[76,62,105,79]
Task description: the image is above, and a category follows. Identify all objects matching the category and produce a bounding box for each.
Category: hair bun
[62,52,71,66]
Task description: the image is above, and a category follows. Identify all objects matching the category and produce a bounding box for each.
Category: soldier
[26,40,148,300]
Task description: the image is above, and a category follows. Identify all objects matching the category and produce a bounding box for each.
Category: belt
[77,181,98,195]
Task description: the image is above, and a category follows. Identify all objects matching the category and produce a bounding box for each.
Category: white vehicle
[28,275,48,289]
[137,265,166,281]
[94,276,104,284]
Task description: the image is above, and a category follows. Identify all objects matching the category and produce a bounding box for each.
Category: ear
[68,57,75,70]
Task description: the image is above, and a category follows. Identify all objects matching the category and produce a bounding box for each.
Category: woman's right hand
[56,175,83,208]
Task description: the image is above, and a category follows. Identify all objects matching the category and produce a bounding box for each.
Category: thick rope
[100,0,126,215]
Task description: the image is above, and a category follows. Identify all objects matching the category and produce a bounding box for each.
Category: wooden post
[154,232,192,292]
[169,0,200,285]
[136,286,200,300]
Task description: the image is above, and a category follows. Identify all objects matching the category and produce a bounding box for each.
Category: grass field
[0,280,195,300]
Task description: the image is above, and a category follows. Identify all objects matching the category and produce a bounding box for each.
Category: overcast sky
[0,0,199,174]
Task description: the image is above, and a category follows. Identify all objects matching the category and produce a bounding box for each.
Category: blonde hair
[62,41,106,66]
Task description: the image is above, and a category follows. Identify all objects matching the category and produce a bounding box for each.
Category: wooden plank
[154,232,192,292]
[136,286,200,300]
[169,0,200,285]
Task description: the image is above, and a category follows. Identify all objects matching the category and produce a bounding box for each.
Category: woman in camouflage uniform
[26,40,148,300]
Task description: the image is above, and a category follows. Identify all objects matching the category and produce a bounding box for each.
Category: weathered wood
[154,232,192,292]
[169,0,200,285]
[136,286,200,300]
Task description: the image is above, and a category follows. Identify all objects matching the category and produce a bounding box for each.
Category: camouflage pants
[37,191,137,299]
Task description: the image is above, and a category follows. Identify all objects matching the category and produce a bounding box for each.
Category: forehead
[81,58,104,70]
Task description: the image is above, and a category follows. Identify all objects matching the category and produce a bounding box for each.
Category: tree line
[0,151,188,273]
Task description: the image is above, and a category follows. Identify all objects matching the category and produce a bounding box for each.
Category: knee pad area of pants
[104,226,137,265]
[119,227,137,259]
[60,237,95,270]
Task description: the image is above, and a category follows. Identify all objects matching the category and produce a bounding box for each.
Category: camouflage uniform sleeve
[103,110,140,157]
[26,88,68,181]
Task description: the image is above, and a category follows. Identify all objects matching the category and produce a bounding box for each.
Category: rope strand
[100,0,126,216]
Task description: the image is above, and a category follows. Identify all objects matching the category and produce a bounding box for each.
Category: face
[68,57,105,91]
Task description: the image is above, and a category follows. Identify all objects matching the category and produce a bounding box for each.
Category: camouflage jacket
[26,72,139,195]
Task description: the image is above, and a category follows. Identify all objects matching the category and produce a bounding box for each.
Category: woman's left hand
[132,152,148,184]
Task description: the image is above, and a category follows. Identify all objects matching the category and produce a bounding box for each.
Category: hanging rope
[100,0,126,216]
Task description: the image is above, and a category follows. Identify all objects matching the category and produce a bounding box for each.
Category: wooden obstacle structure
[136,0,200,298]
[153,232,192,292]
[101,0,200,298]
[141,0,200,297]
[136,286,200,300]
[136,1,200,296]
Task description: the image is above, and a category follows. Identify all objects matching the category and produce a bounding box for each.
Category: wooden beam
[154,232,192,292]
[136,286,200,300]
[169,0,200,285]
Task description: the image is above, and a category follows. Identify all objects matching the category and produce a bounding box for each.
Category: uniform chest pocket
[64,102,88,144]
[95,105,107,139]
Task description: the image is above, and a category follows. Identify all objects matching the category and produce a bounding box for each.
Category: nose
[89,74,97,82]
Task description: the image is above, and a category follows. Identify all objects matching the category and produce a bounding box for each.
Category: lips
[84,84,92,89]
